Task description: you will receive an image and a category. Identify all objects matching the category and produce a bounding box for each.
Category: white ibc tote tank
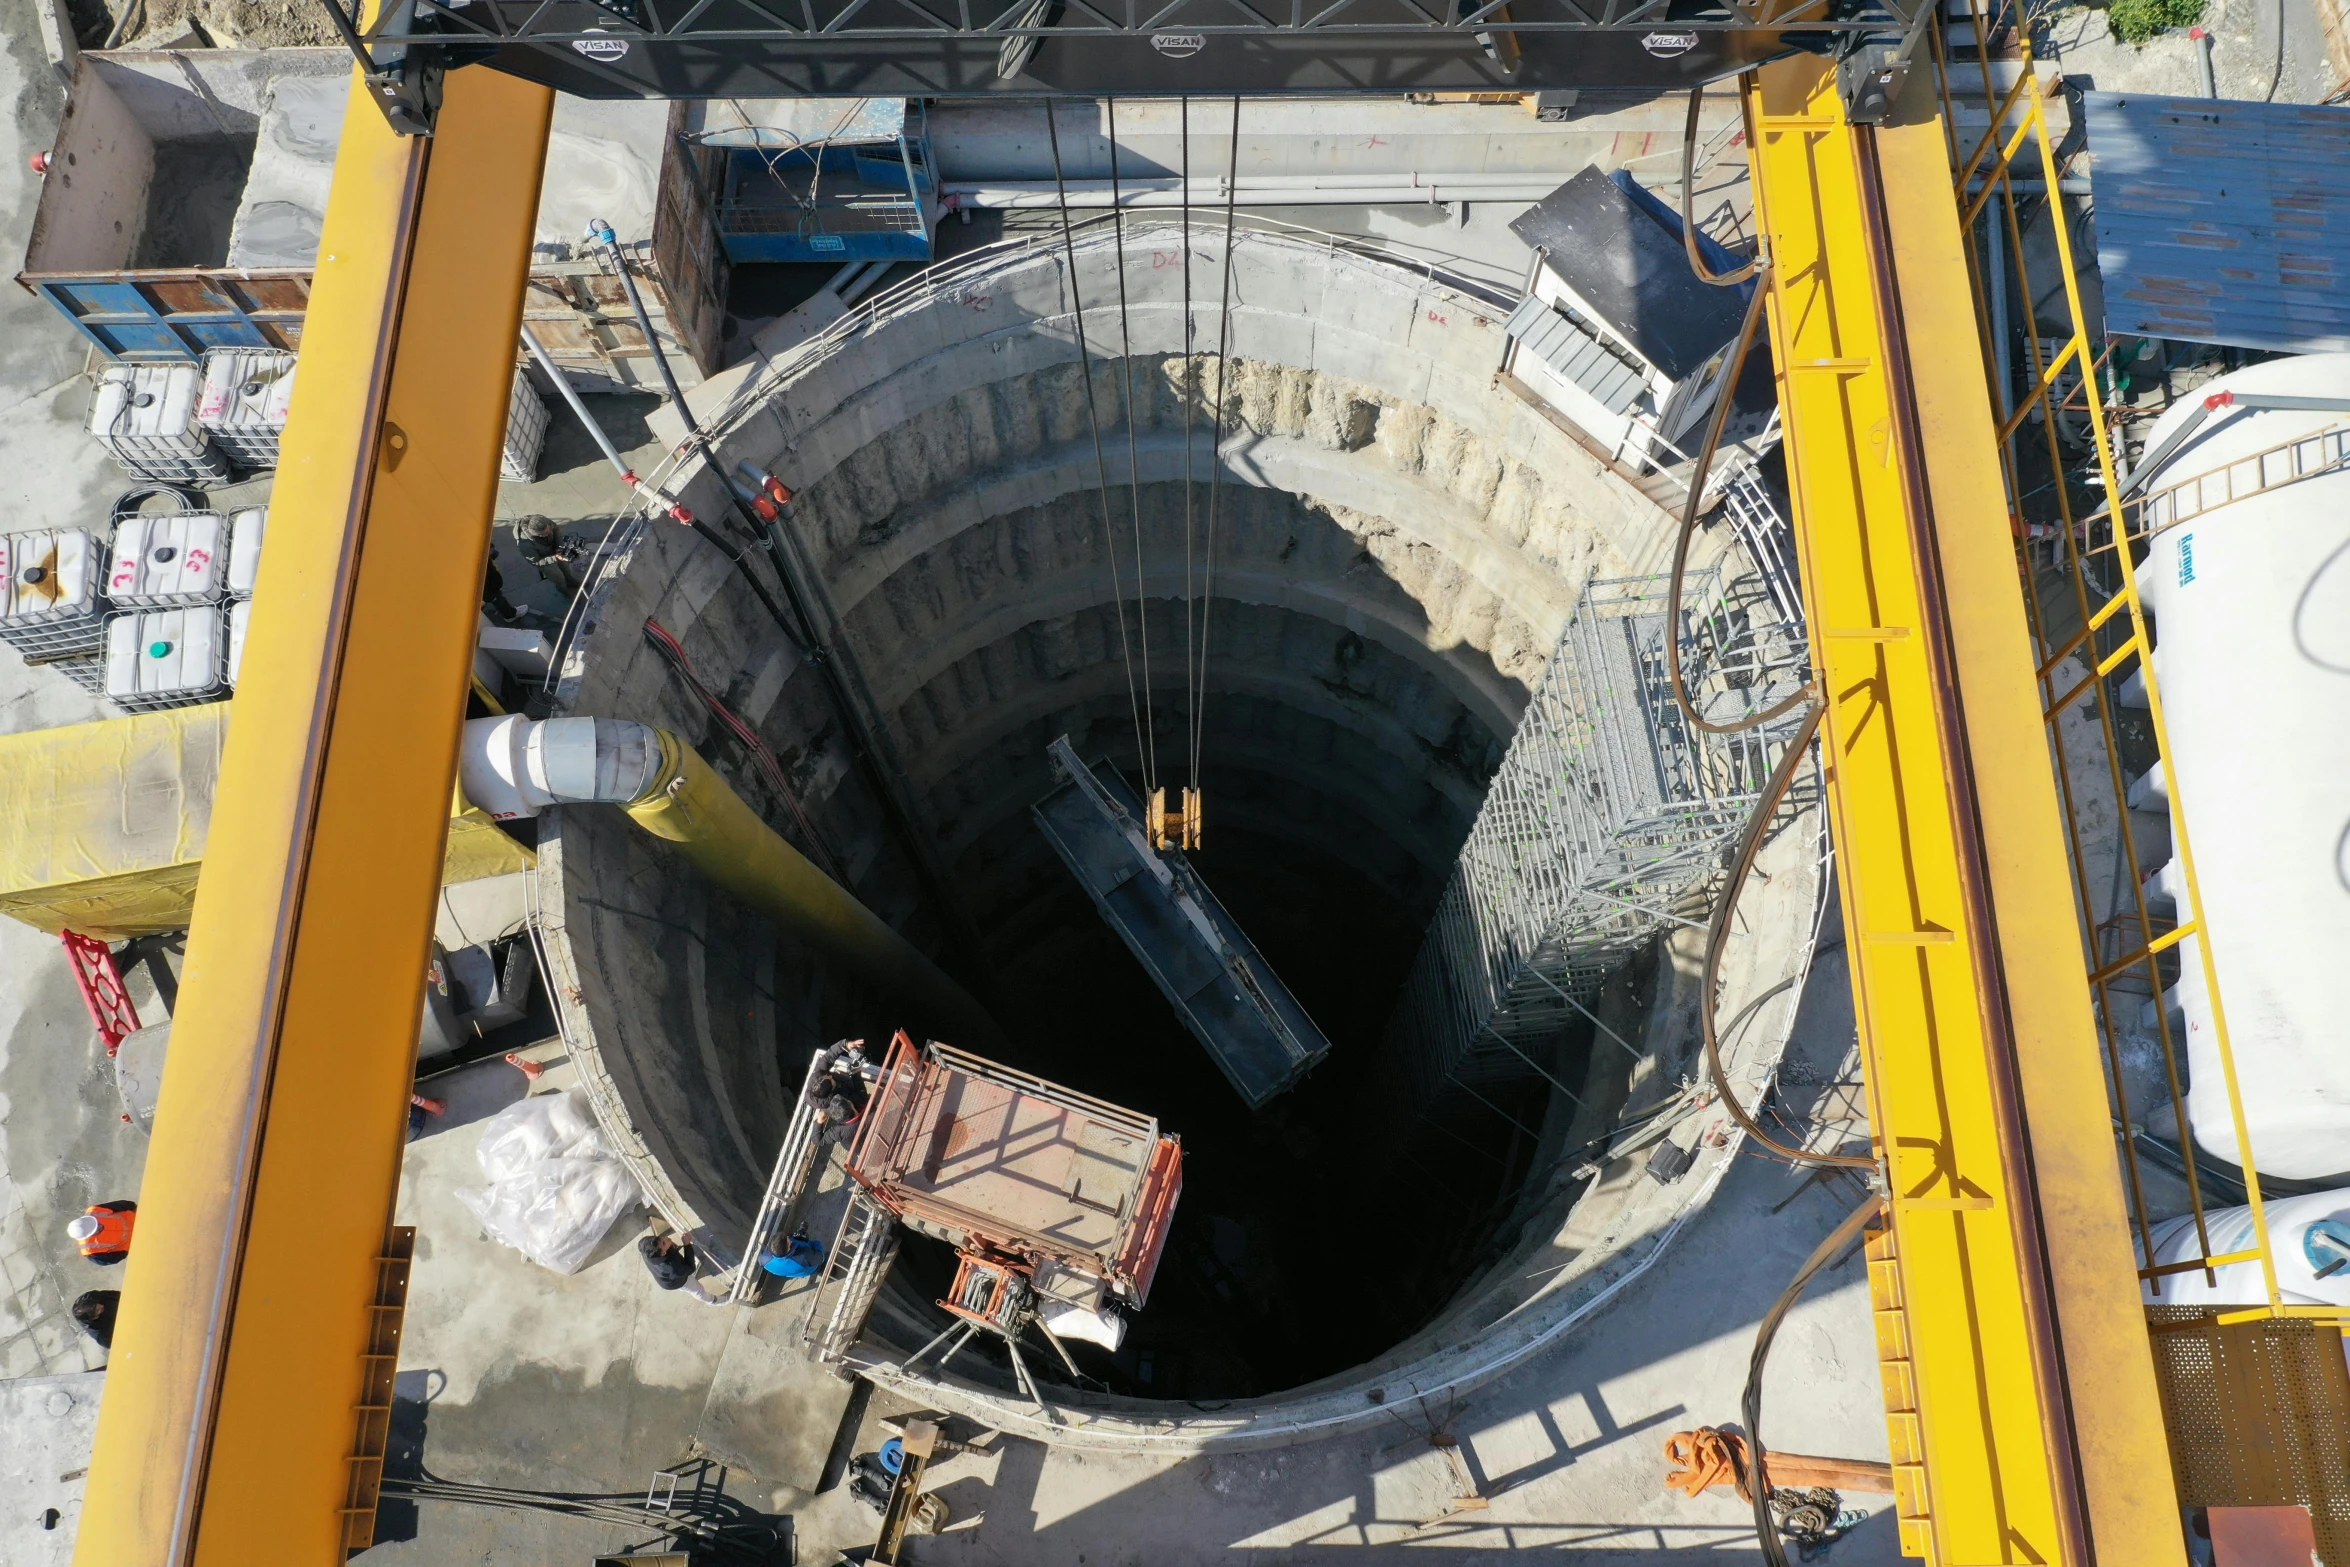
[2132,352,2350,1180]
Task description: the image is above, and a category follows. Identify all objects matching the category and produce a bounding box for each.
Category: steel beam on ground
[71,62,553,1567]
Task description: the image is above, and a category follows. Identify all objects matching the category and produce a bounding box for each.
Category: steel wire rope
[1180,97,1199,789]
[1192,97,1242,790]
[1680,86,1762,287]
[1105,98,1160,794]
[1699,700,1872,1170]
[1663,75,1862,1176]
[1741,1193,1887,1567]
[1045,102,1153,781]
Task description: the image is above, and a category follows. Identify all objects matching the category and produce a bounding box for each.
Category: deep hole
[831,791,1588,1402]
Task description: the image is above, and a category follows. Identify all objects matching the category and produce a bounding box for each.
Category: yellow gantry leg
[73,62,552,1567]
[1746,57,2185,1567]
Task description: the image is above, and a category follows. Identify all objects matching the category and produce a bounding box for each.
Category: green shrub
[2107,0,2205,43]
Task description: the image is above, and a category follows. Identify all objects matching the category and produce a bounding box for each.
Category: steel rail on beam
[1745,55,2182,1567]
[70,60,553,1567]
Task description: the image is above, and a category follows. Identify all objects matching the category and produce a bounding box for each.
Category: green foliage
[2106,0,2206,44]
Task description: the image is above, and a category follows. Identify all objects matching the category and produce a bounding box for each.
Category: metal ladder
[803,1188,901,1364]
[724,1048,832,1306]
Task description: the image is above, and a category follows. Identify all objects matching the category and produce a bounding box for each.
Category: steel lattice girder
[357,0,1929,102]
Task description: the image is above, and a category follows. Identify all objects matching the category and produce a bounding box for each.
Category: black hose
[1700,701,1874,1171]
[1681,87,1760,287]
[1661,269,1814,738]
[1743,1193,1885,1567]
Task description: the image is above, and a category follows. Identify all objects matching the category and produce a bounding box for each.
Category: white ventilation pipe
[458,715,665,821]
[458,716,1001,1050]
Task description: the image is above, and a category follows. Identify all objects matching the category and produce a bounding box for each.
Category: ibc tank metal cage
[1934,4,2320,1328]
[698,99,935,266]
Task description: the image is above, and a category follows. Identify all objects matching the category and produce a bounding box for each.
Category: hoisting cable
[1662,261,1815,736]
[1105,97,1160,796]
[1743,1193,1886,1567]
[1191,96,1242,793]
[1179,96,1198,798]
[1670,79,1869,1165]
[1045,101,1153,782]
[1698,698,1870,1170]
[1671,80,1881,1566]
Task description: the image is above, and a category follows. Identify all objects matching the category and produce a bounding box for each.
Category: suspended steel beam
[72,62,553,1567]
[1034,737,1330,1109]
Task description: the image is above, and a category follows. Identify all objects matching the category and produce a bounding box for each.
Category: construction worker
[808,1039,875,1147]
[67,1199,135,1265]
[638,1232,697,1291]
[513,514,587,599]
[760,1233,826,1280]
[71,1290,120,1350]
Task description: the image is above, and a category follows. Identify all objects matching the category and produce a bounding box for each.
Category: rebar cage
[1377,553,1811,1147]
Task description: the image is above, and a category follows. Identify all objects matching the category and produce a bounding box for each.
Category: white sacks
[455,1089,643,1274]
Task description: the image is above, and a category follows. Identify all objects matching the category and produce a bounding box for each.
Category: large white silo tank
[2133,352,2350,1180]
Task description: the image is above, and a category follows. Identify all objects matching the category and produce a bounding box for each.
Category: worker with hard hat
[68,1200,136,1265]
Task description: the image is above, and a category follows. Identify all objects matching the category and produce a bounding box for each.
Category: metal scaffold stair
[803,1188,901,1364]
[725,1049,832,1305]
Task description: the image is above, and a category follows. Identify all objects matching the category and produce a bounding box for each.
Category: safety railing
[1933,3,2302,1323]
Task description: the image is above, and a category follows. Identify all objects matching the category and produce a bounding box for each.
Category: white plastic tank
[105,608,226,712]
[227,506,267,598]
[87,363,229,486]
[2132,352,2350,1180]
[197,349,298,471]
[107,513,226,608]
[0,528,106,658]
[2139,1188,2350,1307]
[501,368,549,482]
[227,599,252,687]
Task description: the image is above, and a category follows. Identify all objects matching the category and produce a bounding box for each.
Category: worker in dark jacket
[807,1039,875,1147]
[638,1232,698,1291]
[71,1290,120,1350]
[68,1200,135,1266]
[514,514,587,599]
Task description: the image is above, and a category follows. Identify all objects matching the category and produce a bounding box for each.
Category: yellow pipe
[621,728,1002,1052]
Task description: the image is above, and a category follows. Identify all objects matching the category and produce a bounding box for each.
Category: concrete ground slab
[0,1369,105,1567]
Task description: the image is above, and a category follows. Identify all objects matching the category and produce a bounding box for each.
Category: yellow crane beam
[72,63,553,1566]
[1746,56,2184,1567]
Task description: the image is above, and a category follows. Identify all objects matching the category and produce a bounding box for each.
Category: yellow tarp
[0,703,532,939]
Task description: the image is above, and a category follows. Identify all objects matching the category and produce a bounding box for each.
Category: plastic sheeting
[0,703,534,939]
[455,1091,643,1275]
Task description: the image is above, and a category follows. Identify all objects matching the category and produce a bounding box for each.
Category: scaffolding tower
[1377,560,1809,1144]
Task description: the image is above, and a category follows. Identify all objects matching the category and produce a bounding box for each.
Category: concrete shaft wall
[529,224,1811,1444]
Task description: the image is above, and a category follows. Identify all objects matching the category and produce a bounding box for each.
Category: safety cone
[505,1052,545,1082]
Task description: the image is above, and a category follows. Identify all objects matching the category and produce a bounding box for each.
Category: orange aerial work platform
[845,1032,1182,1309]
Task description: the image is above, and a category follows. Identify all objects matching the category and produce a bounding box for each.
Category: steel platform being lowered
[1032,737,1332,1109]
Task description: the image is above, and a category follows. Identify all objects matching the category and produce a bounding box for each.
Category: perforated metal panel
[2146,1305,2350,1564]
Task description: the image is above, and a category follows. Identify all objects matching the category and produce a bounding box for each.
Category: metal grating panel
[2146,1306,2350,1562]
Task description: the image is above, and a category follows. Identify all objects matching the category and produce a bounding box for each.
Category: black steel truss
[332,0,1916,118]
